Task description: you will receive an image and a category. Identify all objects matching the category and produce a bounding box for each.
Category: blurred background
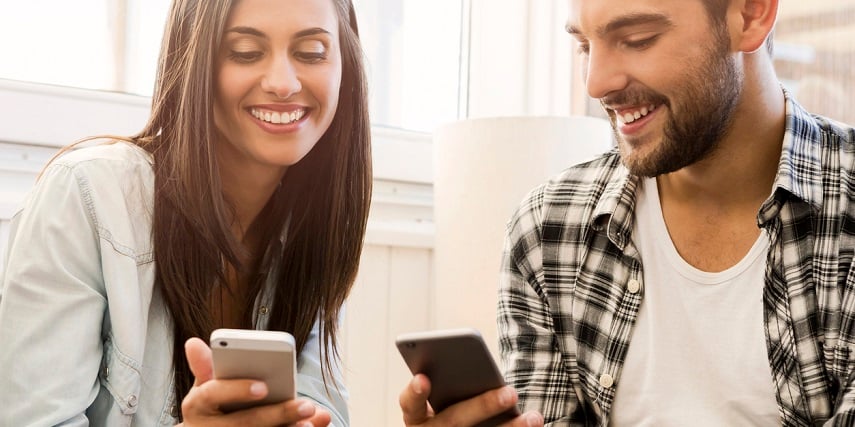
[0,1,853,425]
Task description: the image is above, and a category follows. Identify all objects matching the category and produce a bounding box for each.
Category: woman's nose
[261,57,302,99]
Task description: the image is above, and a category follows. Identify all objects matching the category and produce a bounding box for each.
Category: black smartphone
[396,328,521,427]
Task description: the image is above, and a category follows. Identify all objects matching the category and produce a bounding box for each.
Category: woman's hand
[399,374,543,427]
[177,337,331,427]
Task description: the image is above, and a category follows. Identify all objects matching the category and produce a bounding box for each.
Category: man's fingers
[185,337,214,387]
[400,374,433,425]
[515,411,545,427]
[435,386,519,426]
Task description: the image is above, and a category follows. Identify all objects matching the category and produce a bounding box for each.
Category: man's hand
[399,374,544,426]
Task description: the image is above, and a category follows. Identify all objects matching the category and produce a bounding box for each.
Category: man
[400,0,855,425]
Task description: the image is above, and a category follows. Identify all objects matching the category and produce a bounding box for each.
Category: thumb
[185,337,214,387]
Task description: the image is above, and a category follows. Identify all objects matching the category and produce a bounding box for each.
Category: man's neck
[658,58,786,210]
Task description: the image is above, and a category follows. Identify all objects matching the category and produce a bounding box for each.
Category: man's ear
[735,0,778,53]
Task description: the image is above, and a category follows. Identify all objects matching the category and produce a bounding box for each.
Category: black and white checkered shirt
[498,92,855,426]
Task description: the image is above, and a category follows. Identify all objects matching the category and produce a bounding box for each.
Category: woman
[0,0,370,425]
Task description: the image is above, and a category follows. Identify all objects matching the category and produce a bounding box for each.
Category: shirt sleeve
[497,188,586,425]
[0,163,106,426]
[296,317,350,427]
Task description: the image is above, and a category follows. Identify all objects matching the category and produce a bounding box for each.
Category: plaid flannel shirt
[498,93,855,426]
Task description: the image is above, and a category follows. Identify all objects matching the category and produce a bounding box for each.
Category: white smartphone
[210,328,297,412]
[396,328,521,427]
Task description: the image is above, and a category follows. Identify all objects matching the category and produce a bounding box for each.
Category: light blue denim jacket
[0,142,349,426]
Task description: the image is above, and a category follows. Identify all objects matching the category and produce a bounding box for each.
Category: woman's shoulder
[52,139,153,168]
[45,140,154,186]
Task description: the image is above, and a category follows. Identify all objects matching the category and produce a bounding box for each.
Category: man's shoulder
[509,149,624,231]
[521,149,623,209]
[811,114,855,146]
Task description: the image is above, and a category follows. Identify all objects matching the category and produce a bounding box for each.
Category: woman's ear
[735,0,779,53]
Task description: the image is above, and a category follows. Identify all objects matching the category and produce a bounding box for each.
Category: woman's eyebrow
[224,26,267,38]
[293,27,331,39]
[223,26,331,40]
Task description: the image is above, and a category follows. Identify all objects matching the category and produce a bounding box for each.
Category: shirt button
[599,373,614,388]
[259,306,269,315]
[127,394,138,407]
[627,279,640,294]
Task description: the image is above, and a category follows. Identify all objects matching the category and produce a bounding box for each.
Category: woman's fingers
[185,337,214,387]
[182,378,269,417]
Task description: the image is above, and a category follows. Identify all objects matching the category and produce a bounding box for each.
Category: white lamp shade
[432,115,613,358]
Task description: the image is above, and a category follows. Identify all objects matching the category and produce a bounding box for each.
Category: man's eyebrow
[566,13,673,38]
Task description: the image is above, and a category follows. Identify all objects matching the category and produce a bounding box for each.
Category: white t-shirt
[610,177,779,426]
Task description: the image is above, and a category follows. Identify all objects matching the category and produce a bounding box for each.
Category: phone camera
[219,341,228,347]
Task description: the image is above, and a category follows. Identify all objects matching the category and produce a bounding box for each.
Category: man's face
[567,0,743,177]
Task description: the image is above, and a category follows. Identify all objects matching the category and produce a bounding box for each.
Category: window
[774,1,855,125]
[353,0,465,132]
[0,0,116,92]
[1,0,465,133]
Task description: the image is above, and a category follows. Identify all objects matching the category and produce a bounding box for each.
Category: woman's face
[213,0,342,183]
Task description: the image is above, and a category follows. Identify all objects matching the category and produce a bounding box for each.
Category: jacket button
[599,373,614,388]
[627,279,640,294]
[170,404,180,418]
[102,366,109,378]
[127,394,138,407]
[259,306,269,315]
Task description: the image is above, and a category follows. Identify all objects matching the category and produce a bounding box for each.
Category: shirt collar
[759,90,824,220]
[590,89,824,245]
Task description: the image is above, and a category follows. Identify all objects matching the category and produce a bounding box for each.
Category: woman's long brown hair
[134,0,371,414]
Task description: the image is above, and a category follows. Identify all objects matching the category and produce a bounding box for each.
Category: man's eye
[624,36,659,50]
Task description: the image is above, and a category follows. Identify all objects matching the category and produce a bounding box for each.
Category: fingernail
[250,382,267,397]
[411,377,423,394]
[526,412,544,427]
[297,401,315,417]
[498,387,515,406]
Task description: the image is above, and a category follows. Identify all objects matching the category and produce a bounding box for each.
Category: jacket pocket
[99,335,143,416]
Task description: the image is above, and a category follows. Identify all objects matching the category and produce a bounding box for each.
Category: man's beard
[605,29,743,177]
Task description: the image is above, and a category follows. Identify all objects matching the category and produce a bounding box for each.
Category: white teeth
[251,108,306,124]
[616,104,656,124]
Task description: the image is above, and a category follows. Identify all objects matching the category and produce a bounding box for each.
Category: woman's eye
[295,51,328,63]
[228,51,263,63]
